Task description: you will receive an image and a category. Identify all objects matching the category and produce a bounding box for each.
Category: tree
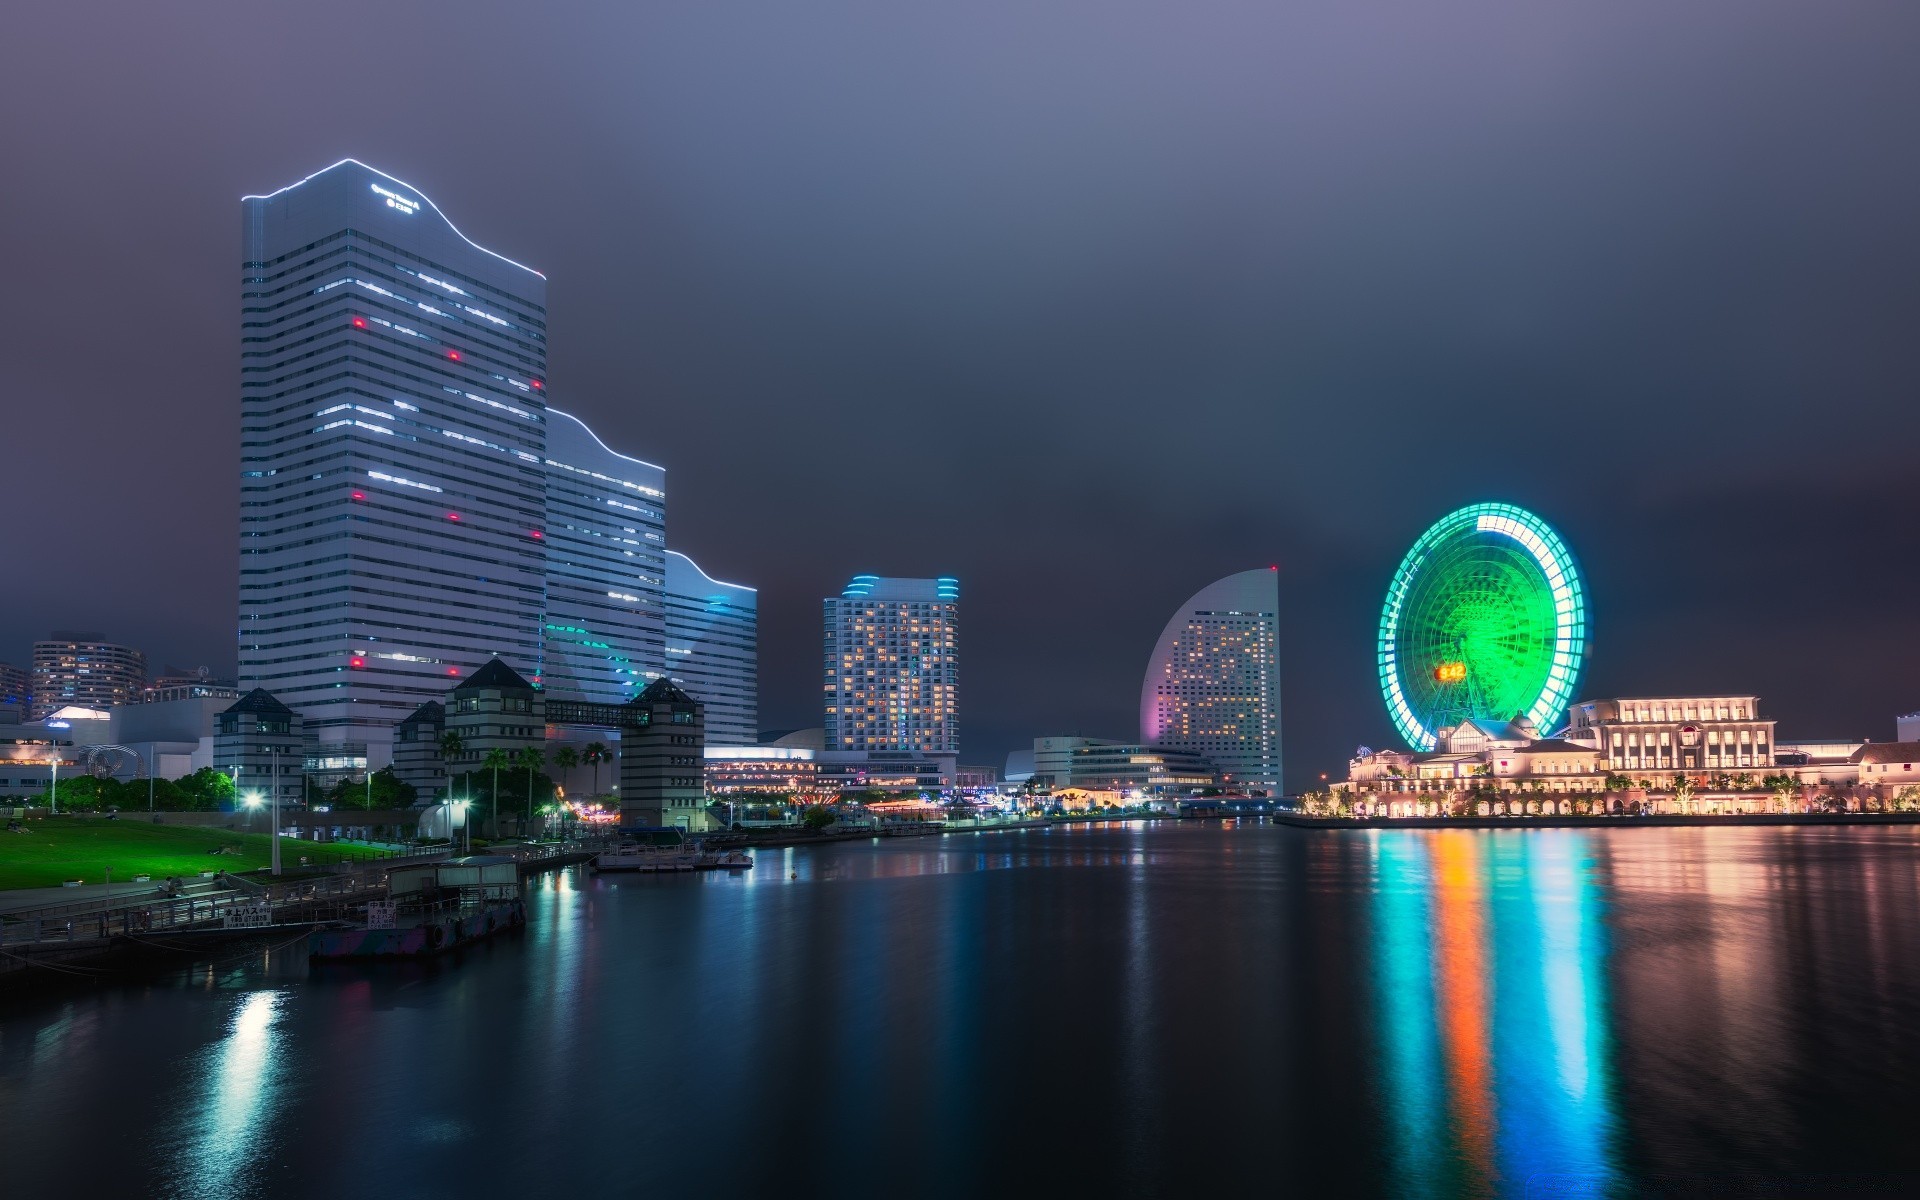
[439,729,466,795]
[553,745,579,793]
[1605,773,1633,792]
[801,805,836,831]
[483,748,511,834]
[517,746,547,830]
[177,767,235,811]
[583,742,611,797]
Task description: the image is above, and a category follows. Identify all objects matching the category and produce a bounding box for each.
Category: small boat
[593,848,698,873]
[700,850,753,870]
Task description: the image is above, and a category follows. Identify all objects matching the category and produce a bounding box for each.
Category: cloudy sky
[4,1,1917,788]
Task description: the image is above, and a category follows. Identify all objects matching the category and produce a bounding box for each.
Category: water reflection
[160,990,287,1199]
[1372,832,1619,1197]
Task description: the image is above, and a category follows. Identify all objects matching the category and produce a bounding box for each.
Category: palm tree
[554,746,579,793]
[517,746,546,831]
[438,729,466,799]
[583,742,610,797]
[482,748,510,835]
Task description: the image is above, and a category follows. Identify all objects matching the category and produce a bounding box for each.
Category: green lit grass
[0,817,385,891]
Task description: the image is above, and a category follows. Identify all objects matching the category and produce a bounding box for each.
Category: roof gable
[453,658,534,692]
[223,688,293,716]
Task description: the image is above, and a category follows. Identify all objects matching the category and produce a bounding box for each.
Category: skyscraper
[240,160,549,760]
[823,575,959,753]
[541,409,667,704]
[30,633,147,718]
[1140,569,1282,793]
[664,551,757,746]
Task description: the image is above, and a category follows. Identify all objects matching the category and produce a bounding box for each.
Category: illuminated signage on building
[371,183,419,214]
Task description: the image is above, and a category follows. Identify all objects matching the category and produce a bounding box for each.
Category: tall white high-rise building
[240,160,549,758]
[1140,569,1282,793]
[823,575,959,753]
[664,551,757,746]
[540,410,667,704]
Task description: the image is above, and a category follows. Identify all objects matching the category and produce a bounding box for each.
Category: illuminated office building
[823,575,958,753]
[665,551,757,746]
[239,160,549,760]
[31,634,147,719]
[1140,569,1282,793]
[541,409,667,704]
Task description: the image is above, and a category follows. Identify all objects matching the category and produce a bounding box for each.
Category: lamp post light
[48,750,59,815]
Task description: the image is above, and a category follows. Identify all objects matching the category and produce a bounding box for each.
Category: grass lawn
[0,816,386,891]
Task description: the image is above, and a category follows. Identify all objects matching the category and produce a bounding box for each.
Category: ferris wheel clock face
[1377,503,1588,751]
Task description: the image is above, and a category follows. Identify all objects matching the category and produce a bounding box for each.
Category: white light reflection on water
[159,990,287,1199]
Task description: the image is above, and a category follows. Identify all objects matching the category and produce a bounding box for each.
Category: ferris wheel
[81,744,149,780]
[1377,502,1588,751]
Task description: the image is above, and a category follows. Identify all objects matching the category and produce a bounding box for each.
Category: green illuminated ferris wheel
[1377,503,1588,751]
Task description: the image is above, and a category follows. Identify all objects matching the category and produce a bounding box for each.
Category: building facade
[443,659,545,778]
[540,409,667,705]
[1030,736,1216,793]
[239,160,550,761]
[1140,569,1282,793]
[704,745,824,800]
[620,678,707,829]
[214,689,309,809]
[1563,696,1777,776]
[31,634,147,719]
[0,662,30,717]
[392,701,447,801]
[823,575,958,753]
[665,551,757,746]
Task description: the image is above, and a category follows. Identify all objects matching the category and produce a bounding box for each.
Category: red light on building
[448,668,460,676]
[351,491,365,500]
[447,513,460,521]
[530,380,543,389]
[351,316,367,329]
[530,530,543,539]
[349,656,366,669]
[447,350,461,361]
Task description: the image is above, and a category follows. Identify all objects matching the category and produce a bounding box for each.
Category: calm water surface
[5,821,1920,1198]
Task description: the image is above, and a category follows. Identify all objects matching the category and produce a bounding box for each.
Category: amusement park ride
[1377,502,1590,751]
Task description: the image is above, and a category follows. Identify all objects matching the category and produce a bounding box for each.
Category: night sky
[5,3,1918,790]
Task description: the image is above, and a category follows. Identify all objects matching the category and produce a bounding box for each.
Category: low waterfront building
[1030,735,1218,795]
[704,745,827,801]
[1853,743,1920,795]
[1331,694,1915,816]
[620,678,708,830]
[816,750,958,794]
[444,659,545,777]
[392,701,448,801]
[214,689,309,809]
[1562,695,1777,775]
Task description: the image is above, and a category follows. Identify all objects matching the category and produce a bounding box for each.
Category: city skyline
[5,3,1919,790]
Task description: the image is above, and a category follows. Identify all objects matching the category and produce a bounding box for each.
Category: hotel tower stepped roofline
[240,159,549,760]
[1140,569,1282,793]
[665,551,758,747]
[541,408,667,705]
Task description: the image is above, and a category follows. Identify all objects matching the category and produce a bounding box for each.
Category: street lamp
[242,781,281,875]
